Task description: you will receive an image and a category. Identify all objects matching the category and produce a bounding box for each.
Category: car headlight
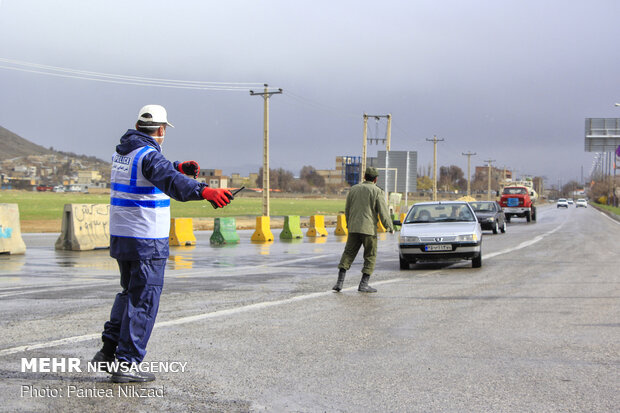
[400,236,420,243]
[456,234,477,242]
[486,217,495,222]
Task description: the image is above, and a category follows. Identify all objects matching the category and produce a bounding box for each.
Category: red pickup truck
[499,186,537,223]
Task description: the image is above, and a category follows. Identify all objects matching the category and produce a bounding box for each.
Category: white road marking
[0,254,337,297]
[0,218,573,356]
[0,281,111,298]
[485,220,566,259]
[598,210,620,225]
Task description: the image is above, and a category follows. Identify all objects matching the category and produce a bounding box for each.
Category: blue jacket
[110,129,206,260]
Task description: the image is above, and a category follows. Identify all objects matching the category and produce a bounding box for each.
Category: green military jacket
[345,181,394,235]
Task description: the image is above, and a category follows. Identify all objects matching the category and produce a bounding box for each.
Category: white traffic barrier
[55,204,110,251]
[0,203,26,255]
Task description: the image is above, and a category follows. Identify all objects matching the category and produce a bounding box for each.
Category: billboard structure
[584,118,620,152]
[375,150,417,206]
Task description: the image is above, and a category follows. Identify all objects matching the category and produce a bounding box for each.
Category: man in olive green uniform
[333,167,394,293]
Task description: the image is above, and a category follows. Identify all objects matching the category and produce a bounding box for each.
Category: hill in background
[0,125,109,165]
[0,125,55,160]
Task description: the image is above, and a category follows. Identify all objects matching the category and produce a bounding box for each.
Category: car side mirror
[393,220,402,226]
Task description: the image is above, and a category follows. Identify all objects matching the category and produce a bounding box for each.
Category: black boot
[111,362,156,383]
[91,351,115,373]
[91,339,116,373]
[332,269,346,292]
[358,273,377,293]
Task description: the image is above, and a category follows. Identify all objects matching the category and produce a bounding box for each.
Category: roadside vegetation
[592,202,620,216]
[0,190,345,221]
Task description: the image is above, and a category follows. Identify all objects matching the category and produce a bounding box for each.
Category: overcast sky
[1,0,619,187]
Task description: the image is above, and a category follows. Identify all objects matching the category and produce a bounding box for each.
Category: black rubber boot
[91,351,115,373]
[358,273,377,293]
[332,269,346,292]
[111,362,156,383]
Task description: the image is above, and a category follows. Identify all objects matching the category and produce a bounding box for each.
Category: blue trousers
[102,259,166,363]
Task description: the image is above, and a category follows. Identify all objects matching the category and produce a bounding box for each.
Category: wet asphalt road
[0,205,618,412]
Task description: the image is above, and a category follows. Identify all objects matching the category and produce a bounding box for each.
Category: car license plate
[425,244,452,251]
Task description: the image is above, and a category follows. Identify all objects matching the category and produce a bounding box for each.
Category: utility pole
[426,135,444,201]
[462,151,476,198]
[250,84,282,217]
[362,114,368,182]
[484,159,495,201]
[361,114,391,186]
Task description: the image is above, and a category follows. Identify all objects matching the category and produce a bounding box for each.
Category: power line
[0,57,266,91]
[281,90,358,119]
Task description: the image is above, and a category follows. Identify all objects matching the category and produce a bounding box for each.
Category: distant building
[337,156,361,186]
[248,172,259,187]
[316,169,345,186]
[77,170,102,185]
[476,166,512,180]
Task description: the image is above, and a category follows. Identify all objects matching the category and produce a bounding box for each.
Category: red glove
[178,161,200,178]
[201,187,234,208]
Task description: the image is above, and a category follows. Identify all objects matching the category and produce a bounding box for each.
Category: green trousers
[338,232,377,275]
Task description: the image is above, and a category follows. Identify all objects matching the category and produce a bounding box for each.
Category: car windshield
[558,199,567,202]
[503,187,527,195]
[405,204,475,223]
[470,202,496,212]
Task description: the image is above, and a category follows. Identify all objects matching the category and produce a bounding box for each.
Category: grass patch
[0,190,345,220]
[592,202,620,216]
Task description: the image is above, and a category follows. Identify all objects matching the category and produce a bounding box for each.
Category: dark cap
[365,166,379,179]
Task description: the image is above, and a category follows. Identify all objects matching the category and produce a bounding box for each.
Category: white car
[398,201,482,269]
[576,198,587,208]
[557,198,569,208]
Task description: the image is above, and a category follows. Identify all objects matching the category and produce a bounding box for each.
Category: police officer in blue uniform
[92,105,233,383]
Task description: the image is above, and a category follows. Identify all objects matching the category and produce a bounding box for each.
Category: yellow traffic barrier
[0,203,26,255]
[251,216,274,242]
[55,204,110,251]
[307,215,328,237]
[169,218,196,246]
[377,215,386,233]
[334,214,348,236]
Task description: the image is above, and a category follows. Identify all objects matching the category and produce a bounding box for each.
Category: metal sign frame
[585,118,620,152]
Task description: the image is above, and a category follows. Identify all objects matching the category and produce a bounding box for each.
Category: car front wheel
[399,257,409,270]
[492,221,499,234]
[472,253,482,268]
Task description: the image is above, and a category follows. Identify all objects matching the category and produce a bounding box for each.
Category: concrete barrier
[280,215,303,239]
[377,215,387,233]
[334,214,348,236]
[307,215,328,237]
[0,203,26,255]
[55,204,110,251]
[251,216,274,242]
[392,213,401,231]
[210,217,240,245]
[169,218,197,246]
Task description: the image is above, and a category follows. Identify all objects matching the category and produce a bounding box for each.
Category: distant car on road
[576,198,588,208]
[557,198,569,208]
[470,201,506,234]
[568,199,574,205]
[398,201,482,269]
